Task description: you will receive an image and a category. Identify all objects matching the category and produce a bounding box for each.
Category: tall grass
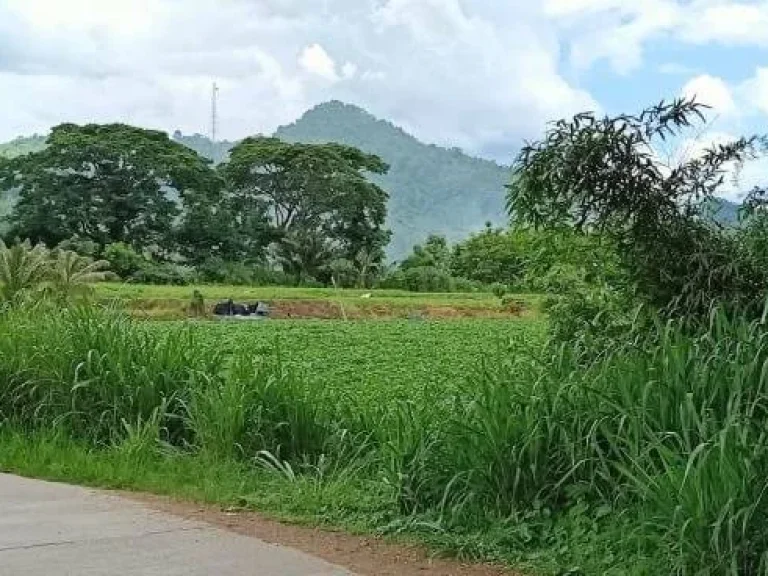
[2,303,768,574]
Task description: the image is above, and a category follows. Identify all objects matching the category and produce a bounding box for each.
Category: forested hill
[275,101,509,257]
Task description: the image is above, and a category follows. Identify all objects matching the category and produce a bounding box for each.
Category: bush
[56,236,101,258]
[451,276,483,293]
[543,283,643,356]
[130,262,194,285]
[379,266,455,292]
[490,282,507,299]
[450,226,527,286]
[327,258,358,288]
[103,242,147,279]
[195,257,298,286]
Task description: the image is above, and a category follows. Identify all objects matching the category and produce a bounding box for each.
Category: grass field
[95,282,544,320]
[4,299,767,574]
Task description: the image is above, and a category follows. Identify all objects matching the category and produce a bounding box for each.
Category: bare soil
[126,492,521,576]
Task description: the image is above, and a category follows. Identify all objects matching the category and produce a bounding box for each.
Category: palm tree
[0,240,50,302]
[44,249,112,303]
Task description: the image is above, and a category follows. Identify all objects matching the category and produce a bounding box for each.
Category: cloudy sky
[1,0,768,174]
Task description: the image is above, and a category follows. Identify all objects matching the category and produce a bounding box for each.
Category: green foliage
[450,225,527,286]
[195,258,293,286]
[189,290,205,318]
[509,98,767,319]
[129,262,194,286]
[222,136,391,281]
[175,185,274,266]
[0,239,49,302]
[44,249,112,303]
[0,240,110,304]
[399,234,451,272]
[56,236,101,258]
[103,242,148,279]
[275,101,508,257]
[1,123,217,255]
[327,258,358,288]
[6,302,768,573]
[379,266,455,292]
[490,282,507,299]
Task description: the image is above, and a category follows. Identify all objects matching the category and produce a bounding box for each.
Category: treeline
[0,124,390,288]
[380,225,618,294]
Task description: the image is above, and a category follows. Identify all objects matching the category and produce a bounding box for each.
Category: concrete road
[0,473,353,576]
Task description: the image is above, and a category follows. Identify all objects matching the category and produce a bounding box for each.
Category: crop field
[172,319,547,410]
[3,303,766,573]
[95,282,544,320]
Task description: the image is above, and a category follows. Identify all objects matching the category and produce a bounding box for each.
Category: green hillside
[275,101,509,257]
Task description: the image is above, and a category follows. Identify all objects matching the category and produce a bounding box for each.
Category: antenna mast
[210,82,219,143]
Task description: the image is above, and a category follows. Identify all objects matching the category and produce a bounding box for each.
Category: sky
[1,0,768,195]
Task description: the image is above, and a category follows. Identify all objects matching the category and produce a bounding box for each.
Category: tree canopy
[221,136,391,281]
[0,123,217,255]
[508,98,767,317]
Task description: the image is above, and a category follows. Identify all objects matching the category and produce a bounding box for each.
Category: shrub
[195,257,297,286]
[490,282,507,299]
[130,262,193,285]
[450,225,526,286]
[103,242,147,279]
[327,258,358,288]
[380,266,454,292]
[451,276,483,292]
[0,239,49,302]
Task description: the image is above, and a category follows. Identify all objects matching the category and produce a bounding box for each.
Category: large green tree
[508,98,767,317]
[0,124,217,255]
[221,137,390,280]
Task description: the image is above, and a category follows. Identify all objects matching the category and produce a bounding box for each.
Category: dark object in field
[213,299,270,318]
[249,302,270,317]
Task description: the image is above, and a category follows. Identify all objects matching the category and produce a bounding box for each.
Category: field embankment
[95,283,542,320]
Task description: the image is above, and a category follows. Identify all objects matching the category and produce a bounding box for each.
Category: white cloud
[680,3,768,46]
[545,0,681,73]
[681,74,736,116]
[741,67,768,116]
[341,62,357,79]
[0,0,596,161]
[299,43,339,81]
[546,1,768,73]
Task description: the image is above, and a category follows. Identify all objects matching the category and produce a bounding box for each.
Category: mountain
[0,135,46,158]
[275,101,509,257]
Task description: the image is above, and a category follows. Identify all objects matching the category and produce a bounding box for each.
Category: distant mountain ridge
[275,101,509,256]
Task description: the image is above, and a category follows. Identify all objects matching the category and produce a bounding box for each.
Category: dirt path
[128,492,521,576]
